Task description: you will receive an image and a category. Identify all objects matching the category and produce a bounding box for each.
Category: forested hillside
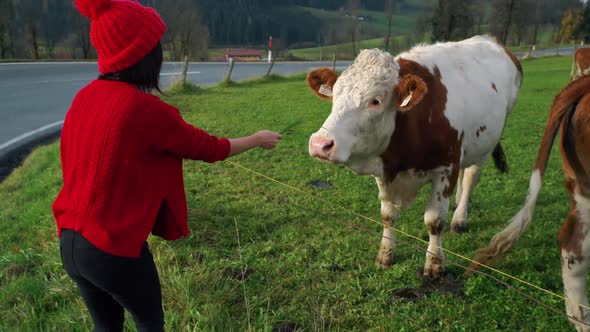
[0,0,584,61]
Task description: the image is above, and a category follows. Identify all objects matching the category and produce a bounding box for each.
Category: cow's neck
[346,156,385,177]
[379,58,461,183]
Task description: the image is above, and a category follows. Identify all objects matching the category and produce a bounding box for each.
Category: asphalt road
[514,46,576,58]
[0,60,350,159]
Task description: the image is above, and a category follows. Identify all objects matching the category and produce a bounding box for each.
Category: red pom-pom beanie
[74,0,167,74]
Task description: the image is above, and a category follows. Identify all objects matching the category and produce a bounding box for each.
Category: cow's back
[394,35,522,167]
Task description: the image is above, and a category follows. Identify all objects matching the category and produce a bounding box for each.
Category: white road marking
[308,66,348,71]
[0,120,64,151]
[160,71,201,76]
[0,77,95,89]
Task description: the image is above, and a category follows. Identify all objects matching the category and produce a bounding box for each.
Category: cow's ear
[393,74,428,112]
[307,68,338,101]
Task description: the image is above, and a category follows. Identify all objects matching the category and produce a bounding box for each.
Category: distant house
[224,49,262,62]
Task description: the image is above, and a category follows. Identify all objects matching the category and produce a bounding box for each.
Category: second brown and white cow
[472,75,590,332]
[306,35,522,278]
[571,47,590,81]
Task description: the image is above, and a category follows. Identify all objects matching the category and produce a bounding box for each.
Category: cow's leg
[560,197,590,331]
[374,178,401,268]
[455,169,464,207]
[423,168,458,278]
[374,200,401,268]
[451,162,483,233]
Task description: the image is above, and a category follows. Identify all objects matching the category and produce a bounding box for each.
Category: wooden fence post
[225,57,235,82]
[265,58,275,77]
[332,53,336,71]
[181,55,189,86]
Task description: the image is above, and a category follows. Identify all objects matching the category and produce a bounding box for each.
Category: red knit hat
[74,0,167,74]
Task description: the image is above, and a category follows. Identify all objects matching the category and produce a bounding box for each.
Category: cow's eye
[370,98,382,107]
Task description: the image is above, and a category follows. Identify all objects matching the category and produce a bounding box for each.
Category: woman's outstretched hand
[255,130,282,149]
[228,130,282,157]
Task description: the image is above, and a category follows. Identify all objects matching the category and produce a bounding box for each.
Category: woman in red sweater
[53,1,282,331]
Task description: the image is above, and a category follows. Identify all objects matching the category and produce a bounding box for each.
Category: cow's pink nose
[309,135,335,160]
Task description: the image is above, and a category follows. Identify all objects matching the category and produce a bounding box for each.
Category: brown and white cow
[571,47,590,81]
[306,35,522,278]
[473,76,590,331]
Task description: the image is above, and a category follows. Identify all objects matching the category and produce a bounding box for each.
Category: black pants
[60,229,164,332]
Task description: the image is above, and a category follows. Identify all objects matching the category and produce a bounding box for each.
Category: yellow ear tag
[400,90,414,107]
[319,84,333,97]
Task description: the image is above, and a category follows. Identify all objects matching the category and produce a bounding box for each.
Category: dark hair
[99,42,163,94]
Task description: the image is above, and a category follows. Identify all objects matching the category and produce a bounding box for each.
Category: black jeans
[60,229,164,332]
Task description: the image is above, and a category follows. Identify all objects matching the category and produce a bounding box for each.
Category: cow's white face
[308,49,427,174]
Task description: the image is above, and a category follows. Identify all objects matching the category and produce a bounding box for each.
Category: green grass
[290,31,566,61]
[286,3,436,61]
[298,6,423,36]
[289,36,407,61]
[0,56,579,331]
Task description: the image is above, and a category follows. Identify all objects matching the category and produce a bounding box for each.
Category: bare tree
[0,0,19,58]
[531,0,546,46]
[28,23,40,59]
[384,0,394,51]
[41,0,68,59]
[415,13,432,41]
[156,0,208,61]
[347,0,361,57]
[23,0,41,59]
[0,0,9,58]
[472,0,487,35]
[511,0,536,46]
[490,0,516,45]
[7,8,21,58]
[78,21,91,59]
[431,0,476,42]
[0,20,7,59]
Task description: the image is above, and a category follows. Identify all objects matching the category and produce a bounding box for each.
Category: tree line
[428,0,583,47]
[0,0,586,61]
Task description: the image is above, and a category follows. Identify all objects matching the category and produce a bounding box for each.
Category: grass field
[288,36,414,61]
[289,23,562,61]
[0,56,580,331]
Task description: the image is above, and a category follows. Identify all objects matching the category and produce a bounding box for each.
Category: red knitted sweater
[52,80,230,257]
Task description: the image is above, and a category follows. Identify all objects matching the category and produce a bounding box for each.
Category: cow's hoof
[423,266,445,279]
[423,257,445,279]
[375,255,394,268]
[450,223,468,234]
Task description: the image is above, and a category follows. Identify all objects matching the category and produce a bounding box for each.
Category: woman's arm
[145,101,281,161]
[228,130,282,157]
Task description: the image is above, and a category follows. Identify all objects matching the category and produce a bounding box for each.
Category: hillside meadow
[0,55,580,331]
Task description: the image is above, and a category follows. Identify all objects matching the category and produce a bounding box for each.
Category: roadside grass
[297,6,425,36]
[289,36,409,61]
[0,56,578,331]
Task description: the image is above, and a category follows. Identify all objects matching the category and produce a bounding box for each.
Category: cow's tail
[469,77,590,273]
[492,143,508,173]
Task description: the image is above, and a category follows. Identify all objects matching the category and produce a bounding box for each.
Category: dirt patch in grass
[272,321,300,332]
[223,266,255,281]
[308,180,332,189]
[3,264,27,278]
[390,270,465,303]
